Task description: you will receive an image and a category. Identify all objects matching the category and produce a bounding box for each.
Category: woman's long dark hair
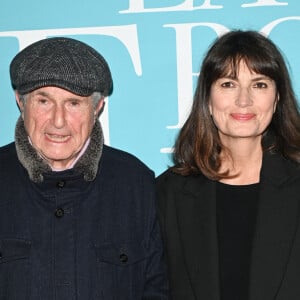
[172,30,300,180]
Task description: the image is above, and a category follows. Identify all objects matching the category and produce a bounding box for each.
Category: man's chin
[39,150,75,168]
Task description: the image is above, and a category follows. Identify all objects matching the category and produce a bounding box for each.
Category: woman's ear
[273,93,279,113]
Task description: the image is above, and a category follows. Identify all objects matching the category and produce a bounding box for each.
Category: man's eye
[70,101,80,106]
[37,98,48,104]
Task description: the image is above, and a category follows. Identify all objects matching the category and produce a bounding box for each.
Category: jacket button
[119,253,128,264]
[57,180,66,188]
[55,208,64,218]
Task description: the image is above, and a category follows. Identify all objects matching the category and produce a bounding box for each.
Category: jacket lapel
[175,175,220,300]
[249,153,300,300]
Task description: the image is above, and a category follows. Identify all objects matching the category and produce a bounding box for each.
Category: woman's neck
[219,138,263,185]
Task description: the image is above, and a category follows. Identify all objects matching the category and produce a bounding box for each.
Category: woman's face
[209,61,278,144]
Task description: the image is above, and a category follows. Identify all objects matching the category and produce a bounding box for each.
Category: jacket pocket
[0,238,31,299]
[94,240,147,299]
[0,238,31,263]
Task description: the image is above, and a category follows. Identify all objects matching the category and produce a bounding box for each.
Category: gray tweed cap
[10,37,113,96]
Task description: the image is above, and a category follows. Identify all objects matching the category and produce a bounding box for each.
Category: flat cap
[10,37,113,96]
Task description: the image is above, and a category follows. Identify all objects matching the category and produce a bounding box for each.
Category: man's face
[17,86,103,170]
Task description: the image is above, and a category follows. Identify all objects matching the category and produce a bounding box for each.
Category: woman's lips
[230,113,255,121]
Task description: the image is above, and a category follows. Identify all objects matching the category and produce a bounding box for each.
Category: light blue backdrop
[1,0,300,176]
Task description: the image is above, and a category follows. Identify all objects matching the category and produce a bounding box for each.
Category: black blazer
[156,152,300,300]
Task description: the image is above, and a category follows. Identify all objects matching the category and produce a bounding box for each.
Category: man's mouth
[45,133,71,143]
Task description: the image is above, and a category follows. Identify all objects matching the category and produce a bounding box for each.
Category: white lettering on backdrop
[119,0,287,13]
[242,0,287,7]
[0,13,297,155]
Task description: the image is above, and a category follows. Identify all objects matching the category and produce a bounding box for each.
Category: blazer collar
[249,152,300,300]
[260,151,300,186]
[176,175,220,300]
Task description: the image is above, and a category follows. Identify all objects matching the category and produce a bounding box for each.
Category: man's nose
[52,105,66,128]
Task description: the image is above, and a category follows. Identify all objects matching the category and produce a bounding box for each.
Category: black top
[216,181,260,300]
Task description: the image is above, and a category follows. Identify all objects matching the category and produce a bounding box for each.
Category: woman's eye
[221,81,234,88]
[255,82,267,88]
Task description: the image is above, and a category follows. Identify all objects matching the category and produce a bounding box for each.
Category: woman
[156,30,300,300]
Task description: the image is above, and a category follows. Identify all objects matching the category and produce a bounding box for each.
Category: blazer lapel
[249,153,300,300]
[175,176,220,300]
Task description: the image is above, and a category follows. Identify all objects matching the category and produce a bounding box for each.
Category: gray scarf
[15,117,104,183]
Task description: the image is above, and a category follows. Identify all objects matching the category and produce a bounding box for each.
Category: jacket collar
[182,152,300,196]
[176,175,220,300]
[260,150,300,186]
[14,117,104,183]
[249,152,300,300]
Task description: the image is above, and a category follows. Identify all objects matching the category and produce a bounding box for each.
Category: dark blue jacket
[0,142,168,299]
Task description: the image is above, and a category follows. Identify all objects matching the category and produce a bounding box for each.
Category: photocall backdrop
[1,0,300,176]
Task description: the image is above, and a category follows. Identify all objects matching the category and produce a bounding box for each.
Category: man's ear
[95,98,105,118]
[15,92,24,112]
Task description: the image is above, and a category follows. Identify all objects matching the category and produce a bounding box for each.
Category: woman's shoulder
[156,168,184,185]
[156,167,206,190]
[262,151,300,185]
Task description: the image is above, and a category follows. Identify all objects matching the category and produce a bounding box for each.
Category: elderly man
[0,37,168,299]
